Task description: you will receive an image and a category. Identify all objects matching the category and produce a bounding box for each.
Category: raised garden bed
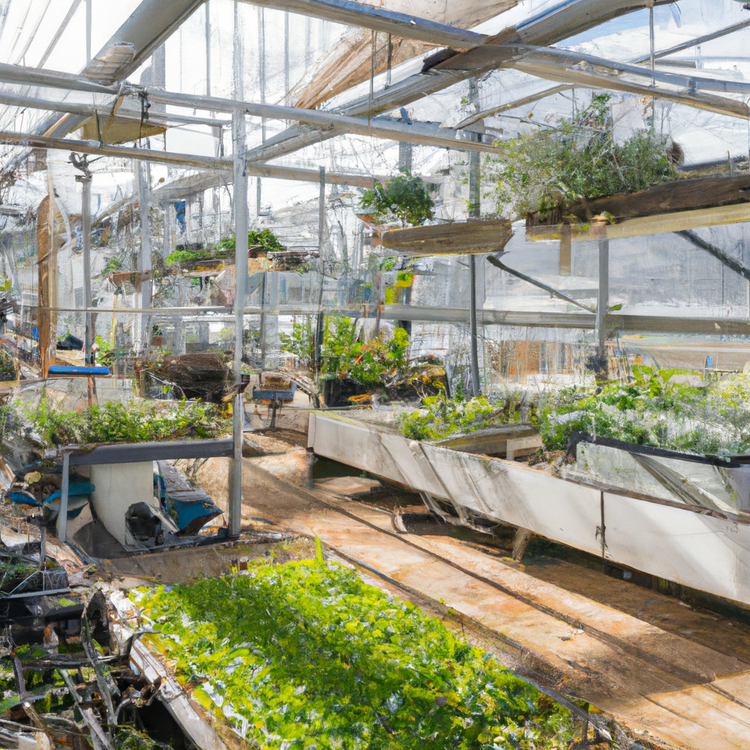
[133,556,577,748]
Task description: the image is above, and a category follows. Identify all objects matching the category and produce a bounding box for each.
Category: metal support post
[78,173,93,364]
[85,0,92,65]
[649,0,656,127]
[469,255,481,396]
[468,90,481,396]
[57,452,70,544]
[314,166,326,376]
[136,161,152,351]
[596,239,609,377]
[230,112,248,538]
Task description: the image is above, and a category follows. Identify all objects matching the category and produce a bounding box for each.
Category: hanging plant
[484,94,677,221]
[360,171,435,227]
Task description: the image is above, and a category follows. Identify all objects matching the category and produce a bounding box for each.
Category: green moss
[133,560,576,749]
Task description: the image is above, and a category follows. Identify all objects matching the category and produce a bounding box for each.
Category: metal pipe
[486,255,596,314]
[38,0,82,68]
[230,111,248,538]
[137,161,152,351]
[314,166,326,379]
[0,128,379,186]
[80,173,92,364]
[469,255,481,397]
[142,88,497,153]
[468,96,481,397]
[676,230,750,284]
[235,0,486,49]
[57,452,69,544]
[0,89,230,127]
[597,239,609,370]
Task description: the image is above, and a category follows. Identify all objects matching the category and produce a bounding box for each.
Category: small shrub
[360,171,435,227]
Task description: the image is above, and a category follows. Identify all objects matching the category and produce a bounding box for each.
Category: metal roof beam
[459,20,750,130]
[236,0,486,50]
[83,0,205,84]
[0,58,495,152]
[0,129,380,187]
[143,88,496,152]
[244,0,676,162]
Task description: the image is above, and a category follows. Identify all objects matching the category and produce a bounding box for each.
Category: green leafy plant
[400,393,514,441]
[216,229,284,253]
[486,94,677,220]
[360,172,435,227]
[166,230,283,266]
[98,255,125,278]
[23,396,229,448]
[134,559,576,749]
[280,316,316,369]
[321,318,411,387]
[536,368,750,455]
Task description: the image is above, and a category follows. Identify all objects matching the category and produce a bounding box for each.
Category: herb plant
[400,393,516,442]
[24,396,229,448]
[134,559,576,749]
[360,172,435,227]
[486,94,676,220]
[398,369,750,458]
[166,229,284,265]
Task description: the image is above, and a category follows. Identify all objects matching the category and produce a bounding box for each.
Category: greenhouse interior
[5,0,750,748]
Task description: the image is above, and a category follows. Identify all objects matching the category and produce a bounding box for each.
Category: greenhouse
[1,0,750,748]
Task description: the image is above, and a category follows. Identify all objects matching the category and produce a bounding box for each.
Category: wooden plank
[568,174,750,224]
[382,219,512,254]
[526,202,750,243]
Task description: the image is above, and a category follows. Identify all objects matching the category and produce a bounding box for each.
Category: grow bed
[401,369,750,460]
[132,557,576,749]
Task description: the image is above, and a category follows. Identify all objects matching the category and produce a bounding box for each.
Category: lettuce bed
[134,560,576,749]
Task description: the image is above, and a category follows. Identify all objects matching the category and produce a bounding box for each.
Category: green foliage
[538,368,750,455]
[24,396,229,448]
[98,255,125,278]
[399,369,750,458]
[0,348,16,381]
[322,318,411,387]
[116,726,173,750]
[167,230,283,265]
[400,393,513,441]
[280,316,316,369]
[134,560,575,749]
[360,172,435,227]
[216,229,284,253]
[486,94,676,219]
